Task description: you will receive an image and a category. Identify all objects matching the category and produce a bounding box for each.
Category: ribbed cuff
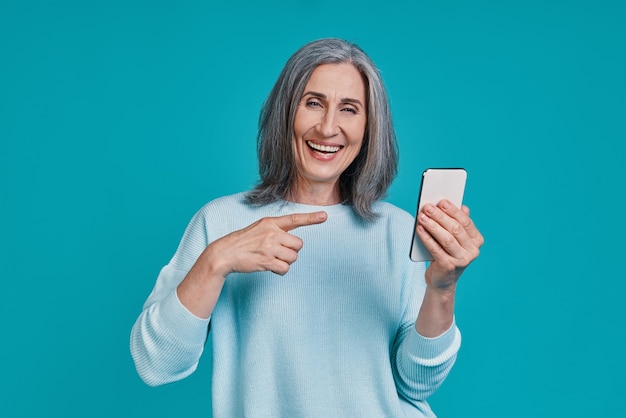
[406,321,461,365]
[157,290,210,347]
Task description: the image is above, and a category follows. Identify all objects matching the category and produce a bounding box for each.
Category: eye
[306,99,322,108]
[341,106,358,114]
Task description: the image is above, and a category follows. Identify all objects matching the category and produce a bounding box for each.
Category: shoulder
[190,192,272,239]
[372,201,415,227]
[194,191,259,225]
[196,192,250,216]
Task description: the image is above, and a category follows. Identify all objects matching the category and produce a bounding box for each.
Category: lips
[306,140,343,154]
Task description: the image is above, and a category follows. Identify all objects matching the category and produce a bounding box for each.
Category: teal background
[1,0,624,416]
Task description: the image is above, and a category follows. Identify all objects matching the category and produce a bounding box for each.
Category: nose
[318,110,339,138]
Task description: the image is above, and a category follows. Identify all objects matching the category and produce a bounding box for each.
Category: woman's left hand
[416,199,484,291]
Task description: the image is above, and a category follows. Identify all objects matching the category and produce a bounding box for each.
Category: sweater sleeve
[392,318,461,402]
[391,261,462,404]
[130,209,212,386]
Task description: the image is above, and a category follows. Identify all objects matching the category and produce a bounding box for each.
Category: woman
[131,38,483,417]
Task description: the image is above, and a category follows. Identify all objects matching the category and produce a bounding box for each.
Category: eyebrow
[303,91,364,108]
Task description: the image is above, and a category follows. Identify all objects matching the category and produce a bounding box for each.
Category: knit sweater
[130,193,461,418]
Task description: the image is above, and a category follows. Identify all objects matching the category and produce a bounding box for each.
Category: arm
[393,200,483,402]
[391,274,462,403]
[176,211,327,318]
[130,275,211,386]
[130,209,328,386]
[393,317,461,403]
[130,209,211,386]
[415,200,483,337]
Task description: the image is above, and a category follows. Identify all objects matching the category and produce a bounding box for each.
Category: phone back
[410,168,467,262]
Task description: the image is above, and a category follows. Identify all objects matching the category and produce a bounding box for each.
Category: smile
[306,141,342,154]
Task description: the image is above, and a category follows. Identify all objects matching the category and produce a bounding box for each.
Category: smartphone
[410,168,467,262]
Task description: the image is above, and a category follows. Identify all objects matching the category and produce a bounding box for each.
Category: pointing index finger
[275,211,328,231]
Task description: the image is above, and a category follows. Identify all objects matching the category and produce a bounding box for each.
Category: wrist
[416,283,457,338]
[425,267,461,295]
[200,240,233,279]
[426,282,457,296]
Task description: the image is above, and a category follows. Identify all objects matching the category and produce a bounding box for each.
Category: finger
[418,210,465,259]
[426,204,480,256]
[274,211,328,232]
[439,201,483,244]
[267,259,291,276]
[415,223,446,259]
[425,201,484,262]
[280,234,304,252]
[422,203,466,240]
[273,245,300,265]
[264,245,301,276]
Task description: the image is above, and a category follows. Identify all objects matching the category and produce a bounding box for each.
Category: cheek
[293,117,303,138]
[348,121,367,146]
[293,109,315,138]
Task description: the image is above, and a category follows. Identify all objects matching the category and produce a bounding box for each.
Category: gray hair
[246,38,398,221]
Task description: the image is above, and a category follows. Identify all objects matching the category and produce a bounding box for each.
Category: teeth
[307,141,341,153]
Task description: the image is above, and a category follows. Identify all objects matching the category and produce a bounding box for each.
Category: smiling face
[291,63,367,205]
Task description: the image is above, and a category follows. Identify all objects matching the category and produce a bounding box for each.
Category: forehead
[305,63,367,101]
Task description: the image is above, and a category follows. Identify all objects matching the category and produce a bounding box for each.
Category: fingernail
[440,200,450,210]
[317,211,327,220]
[424,204,434,214]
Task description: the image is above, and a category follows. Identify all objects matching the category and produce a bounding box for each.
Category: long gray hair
[246,38,398,221]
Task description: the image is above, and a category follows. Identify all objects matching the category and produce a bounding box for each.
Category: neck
[287,179,342,206]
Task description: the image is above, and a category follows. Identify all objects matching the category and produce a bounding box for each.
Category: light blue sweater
[131,193,461,417]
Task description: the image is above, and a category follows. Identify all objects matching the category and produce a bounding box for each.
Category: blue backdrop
[2,1,624,417]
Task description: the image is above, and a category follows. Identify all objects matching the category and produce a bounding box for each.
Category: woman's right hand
[177,211,327,318]
[210,211,328,276]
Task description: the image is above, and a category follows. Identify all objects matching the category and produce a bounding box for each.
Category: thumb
[274,211,328,232]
